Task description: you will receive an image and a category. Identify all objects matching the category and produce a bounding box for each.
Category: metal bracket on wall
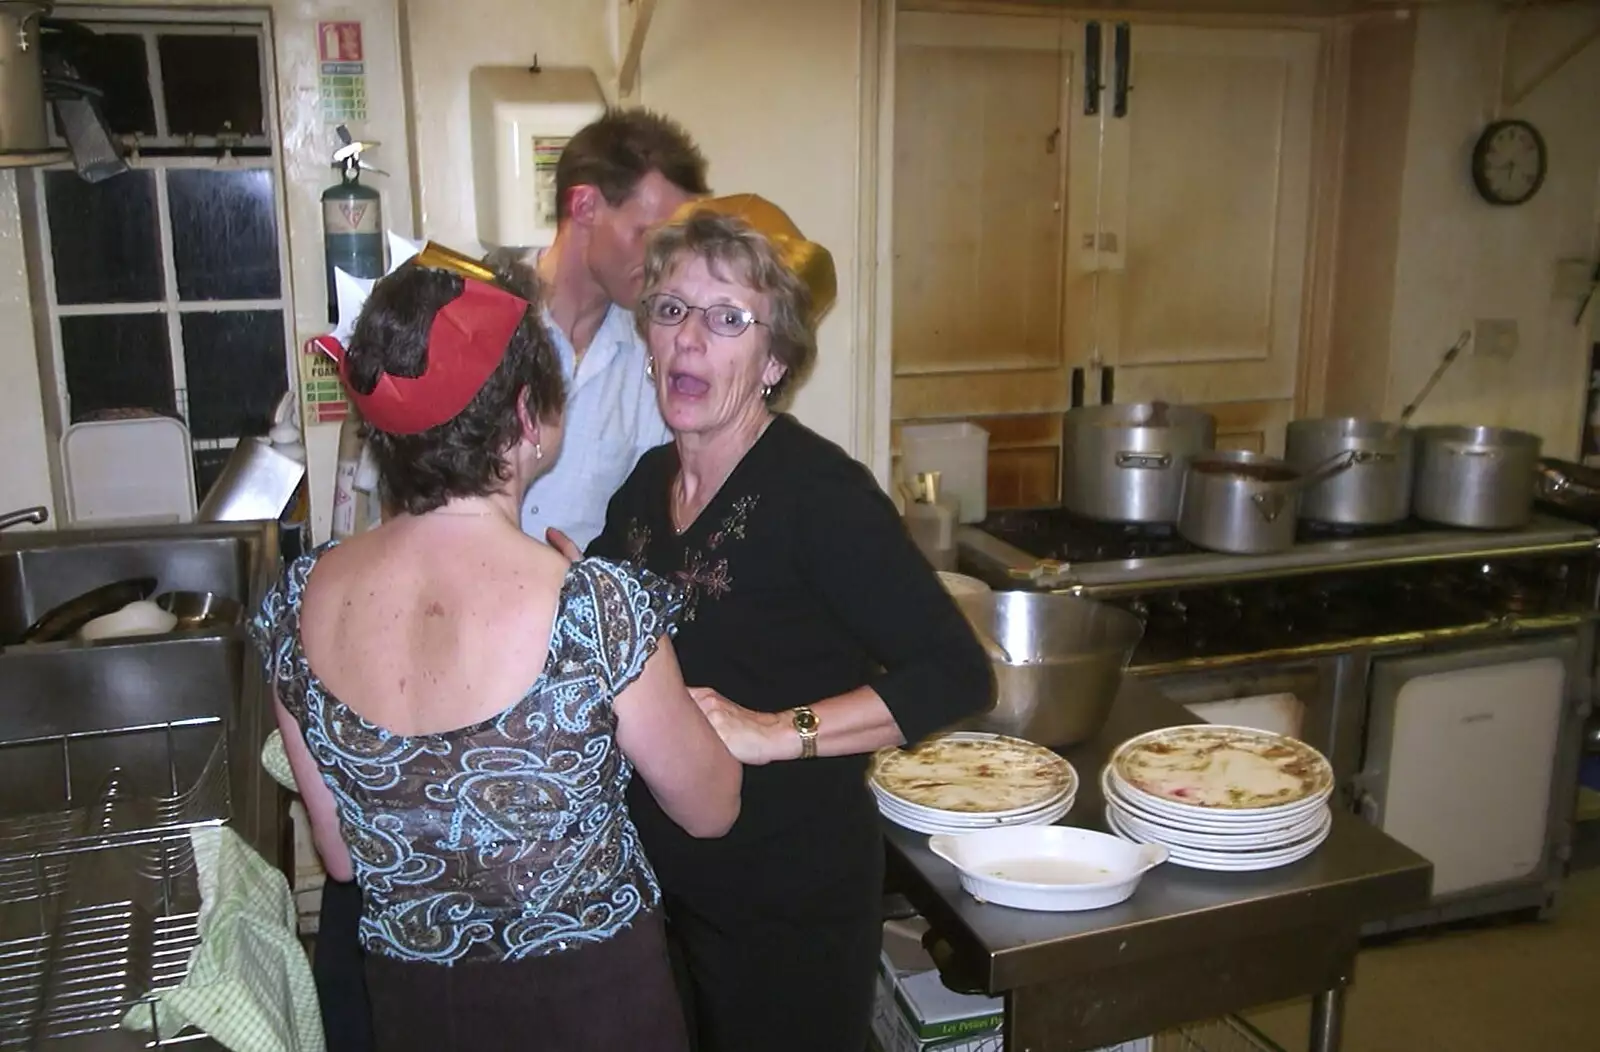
[1497,4,1600,110]
[1083,22,1103,116]
[1112,23,1132,118]
[618,0,659,98]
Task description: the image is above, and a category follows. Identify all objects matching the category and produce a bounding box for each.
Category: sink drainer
[0,718,230,1048]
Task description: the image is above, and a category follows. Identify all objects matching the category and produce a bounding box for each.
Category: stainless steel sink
[0,522,283,1050]
[0,523,266,646]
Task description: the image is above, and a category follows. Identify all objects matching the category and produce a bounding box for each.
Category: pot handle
[1450,447,1501,459]
[1115,451,1173,470]
[1251,490,1288,523]
[1284,448,1376,497]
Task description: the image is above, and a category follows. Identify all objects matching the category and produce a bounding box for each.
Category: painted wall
[404,0,869,459]
[635,0,866,457]
[1378,5,1600,454]
[8,1,1596,533]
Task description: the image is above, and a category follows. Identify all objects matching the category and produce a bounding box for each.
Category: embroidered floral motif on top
[666,495,760,622]
[625,518,651,562]
[675,550,732,622]
[705,495,759,550]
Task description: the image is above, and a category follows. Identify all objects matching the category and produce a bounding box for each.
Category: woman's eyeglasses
[643,294,766,338]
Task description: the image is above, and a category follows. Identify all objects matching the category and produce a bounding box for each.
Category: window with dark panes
[28,13,293,508]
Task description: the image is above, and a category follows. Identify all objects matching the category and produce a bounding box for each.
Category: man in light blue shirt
[510,109,710,549]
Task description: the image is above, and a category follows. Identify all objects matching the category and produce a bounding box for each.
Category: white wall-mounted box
[469,66,607,252]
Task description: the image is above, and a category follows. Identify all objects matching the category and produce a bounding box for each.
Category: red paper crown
[320,263,529,435]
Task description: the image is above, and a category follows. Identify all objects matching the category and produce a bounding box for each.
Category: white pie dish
[928,825,1167,912]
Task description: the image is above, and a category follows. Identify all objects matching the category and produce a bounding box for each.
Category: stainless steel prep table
[883,681,1433,1052]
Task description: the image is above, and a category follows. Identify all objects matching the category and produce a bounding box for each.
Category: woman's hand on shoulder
[690,688,795,766]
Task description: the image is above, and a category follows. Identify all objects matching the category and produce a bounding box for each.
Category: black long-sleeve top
[588,414,994,921]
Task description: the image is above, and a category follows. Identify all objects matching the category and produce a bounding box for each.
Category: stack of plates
[870,731,1078,836]
[1101,725,1336,872]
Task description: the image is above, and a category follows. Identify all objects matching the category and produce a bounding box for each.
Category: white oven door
[1362,636,1576,898]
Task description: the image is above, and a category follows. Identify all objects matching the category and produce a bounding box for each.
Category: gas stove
[960,506,1600,594]
[958,506,1600,669]
[1105,556,1591,666]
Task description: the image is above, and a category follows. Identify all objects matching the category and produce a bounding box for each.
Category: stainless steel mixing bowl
[954,591,1144,748]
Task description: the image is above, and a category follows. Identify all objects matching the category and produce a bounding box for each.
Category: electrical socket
[1473,318,1518,359]
[1555,258,1596,300]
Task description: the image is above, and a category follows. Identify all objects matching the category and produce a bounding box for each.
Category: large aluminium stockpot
[1412,425,1541,530]
[1284,417,1416,526]
[1062,403,1216,524]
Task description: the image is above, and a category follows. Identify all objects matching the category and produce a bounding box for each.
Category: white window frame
[26,6,295,490]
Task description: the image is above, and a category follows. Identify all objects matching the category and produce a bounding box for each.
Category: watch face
[793,708,819,733]
[1473,120,1546,205]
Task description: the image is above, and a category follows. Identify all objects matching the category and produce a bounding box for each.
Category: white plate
[877,794,1076,836]
[870,776,1073,823]
[1105,805,1332,872]
[928,825,1167,912]
[1110,769,1332,827]
[1108,724,1334,815]
[1106,799,1326,852]
[937,571,991,597]
[870,789,1068,831]
[871,732,1078,817]
[1099,767,1326,834]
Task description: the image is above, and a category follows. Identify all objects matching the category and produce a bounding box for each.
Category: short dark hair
[346,260,564,516]
[555,108,708,221]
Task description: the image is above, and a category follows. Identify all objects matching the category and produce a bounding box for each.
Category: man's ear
[566,185,604,228]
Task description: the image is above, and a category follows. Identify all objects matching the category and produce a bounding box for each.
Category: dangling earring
[534,442,543,461]
[645,355,656,380]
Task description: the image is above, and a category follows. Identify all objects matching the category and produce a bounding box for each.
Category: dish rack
[0,718,230,1049]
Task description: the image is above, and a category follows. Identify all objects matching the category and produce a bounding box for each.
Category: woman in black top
[586,194,993,1051]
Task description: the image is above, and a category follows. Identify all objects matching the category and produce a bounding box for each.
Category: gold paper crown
[666,193,838,322]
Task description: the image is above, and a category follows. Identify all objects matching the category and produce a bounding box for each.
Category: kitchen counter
[883,680,1433,1052]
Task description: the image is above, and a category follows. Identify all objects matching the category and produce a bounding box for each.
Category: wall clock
[1470,119,1547,207]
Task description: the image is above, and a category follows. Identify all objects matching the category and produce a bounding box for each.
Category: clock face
[1472,120,1547,206]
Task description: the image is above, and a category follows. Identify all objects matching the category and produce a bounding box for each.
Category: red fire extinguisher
[322,124,386,324]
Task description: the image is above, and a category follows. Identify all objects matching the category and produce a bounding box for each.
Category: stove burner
[978,508,1448,565]
[1296,518,1437,543]
[978,507,1192,564]
[1106,554,1587,666]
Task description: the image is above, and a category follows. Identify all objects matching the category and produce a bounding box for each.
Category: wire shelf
[0,719,230,1049]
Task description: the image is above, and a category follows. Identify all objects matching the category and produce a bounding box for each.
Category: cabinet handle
[1071,367,1085,409]
[1113,23,1132,118]
[1084,22,1103,116]
[1101,366,1116,405]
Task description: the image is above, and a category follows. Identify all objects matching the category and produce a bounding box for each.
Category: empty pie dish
[928,825,1167,912]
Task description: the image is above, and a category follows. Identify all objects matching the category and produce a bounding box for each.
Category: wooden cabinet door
[888,10,1086,508]
[1083,24,1321,456]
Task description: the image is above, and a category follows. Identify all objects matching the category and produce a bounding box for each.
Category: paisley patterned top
[249,544,683,965]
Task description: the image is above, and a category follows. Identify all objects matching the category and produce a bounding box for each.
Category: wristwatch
[792,706,820,760]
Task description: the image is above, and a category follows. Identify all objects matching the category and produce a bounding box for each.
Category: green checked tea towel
[121,824,325,1052]
[261,730,298,792]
